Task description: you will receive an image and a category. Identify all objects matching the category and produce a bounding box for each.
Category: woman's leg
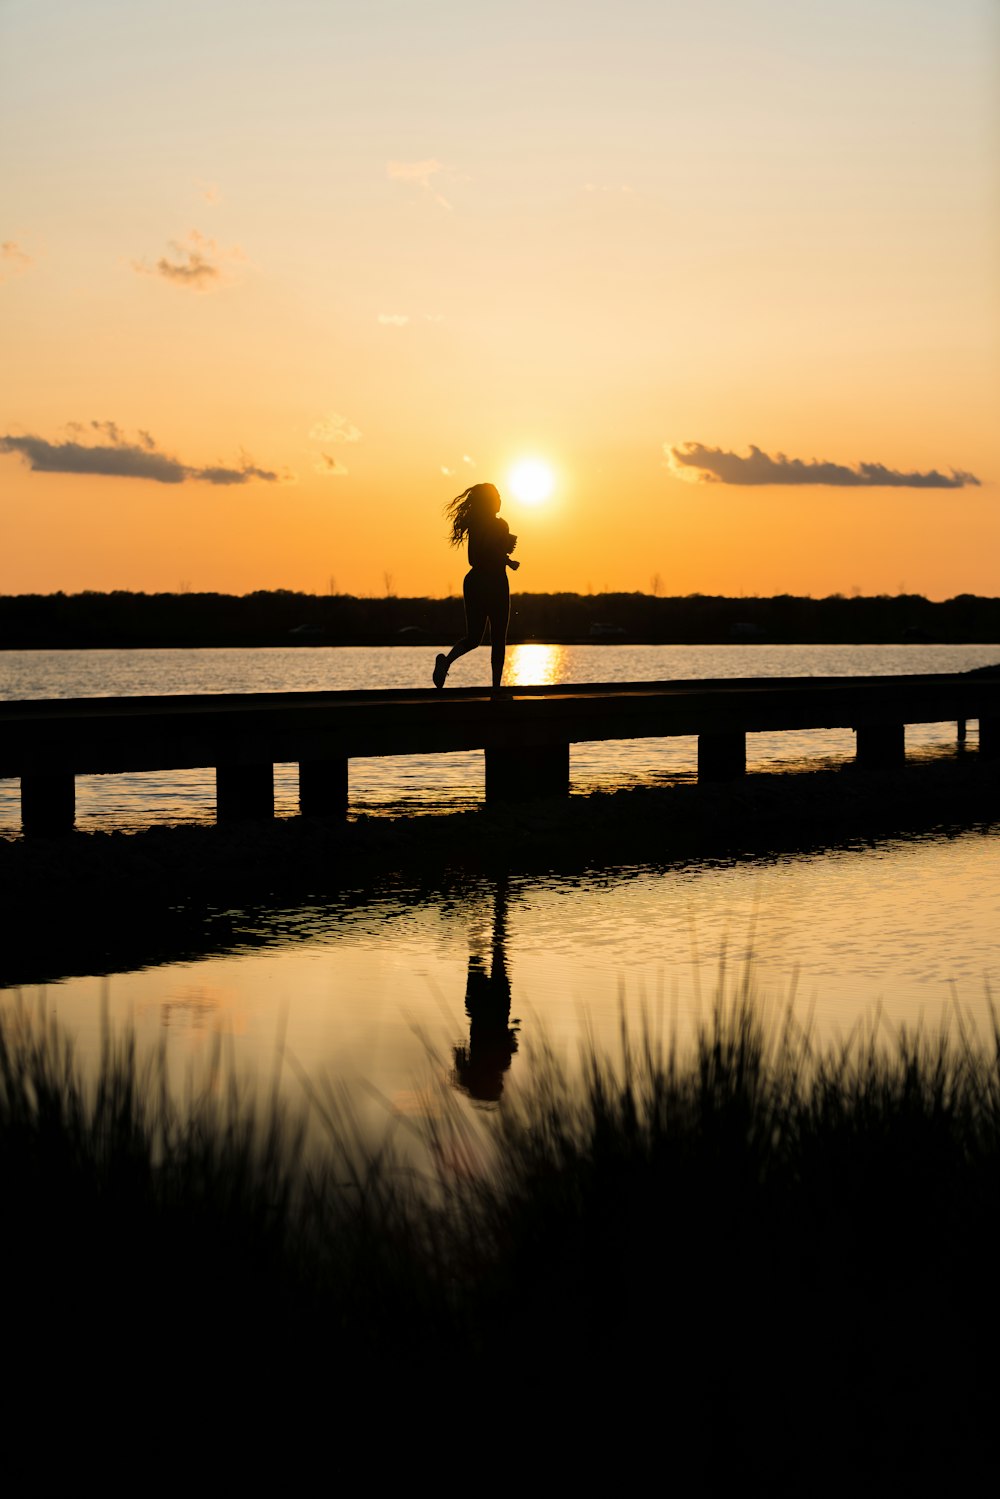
[435,574,487,685]
[448,576,487,664]
[488,581,511,689]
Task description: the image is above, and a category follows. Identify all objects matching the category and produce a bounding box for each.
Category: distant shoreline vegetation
[2,588,1000,648]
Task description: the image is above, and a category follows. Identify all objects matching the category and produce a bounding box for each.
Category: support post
[958,718,967,748]
[21,773,76,836]
[216,763,274,822]
[697,732,746,783]
[855,724,905,768]
[485,743,569,804]
[299,758,348,818]
[980,718,1000,759]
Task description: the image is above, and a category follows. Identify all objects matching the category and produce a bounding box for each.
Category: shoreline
[4,590,1000,653]
[2,754,997,985]
[5,638,1000,652]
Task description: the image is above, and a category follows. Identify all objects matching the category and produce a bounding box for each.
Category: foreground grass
[4,988,1000,1482]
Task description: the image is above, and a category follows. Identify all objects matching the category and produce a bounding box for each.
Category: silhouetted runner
[433,482,519,691]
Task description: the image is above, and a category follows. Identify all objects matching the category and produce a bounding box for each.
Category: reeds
[4,983,1000,1481]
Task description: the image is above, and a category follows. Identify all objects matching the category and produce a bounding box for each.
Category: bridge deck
[2,671,998,834]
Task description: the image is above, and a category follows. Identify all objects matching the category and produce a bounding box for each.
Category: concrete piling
[698,731,746,782]
[21,773,76,836]
[485,742,570,803]
[216,763,275,821]
[855,724,906,767]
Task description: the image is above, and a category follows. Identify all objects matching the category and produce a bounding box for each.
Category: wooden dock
[1,671,998,835]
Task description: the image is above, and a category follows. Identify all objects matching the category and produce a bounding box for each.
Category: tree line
[2,588,1000,647]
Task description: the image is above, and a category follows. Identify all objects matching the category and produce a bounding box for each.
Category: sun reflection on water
[507,642,567,687]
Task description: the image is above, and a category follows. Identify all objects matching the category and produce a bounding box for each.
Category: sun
[508,458,555,506]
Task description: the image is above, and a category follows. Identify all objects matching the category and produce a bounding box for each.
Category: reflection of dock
[1,671,998,834]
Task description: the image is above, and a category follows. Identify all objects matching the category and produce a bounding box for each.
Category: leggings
[444,568,510,687]
[462,567,510,645]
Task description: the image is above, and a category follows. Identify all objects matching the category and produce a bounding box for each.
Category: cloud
[198,181,221,205]
[1,423,280,485]
[377,311,443,326]
[315,453,349,477]
[665,442,981,490]
[440,455,475,478]
[2,432,187,483]
[132,229,243,290]
[386,157,452,210]
[309,413,362,443]
[387,159,443,189]
[198,459,282,485]
[1,240,32,280]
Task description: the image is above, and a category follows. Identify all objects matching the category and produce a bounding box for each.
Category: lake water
[2,643,999,1121]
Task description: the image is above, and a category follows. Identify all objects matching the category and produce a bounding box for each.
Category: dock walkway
[1,671,998,834]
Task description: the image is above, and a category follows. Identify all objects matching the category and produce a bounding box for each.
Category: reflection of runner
[433,483,520,692]
[452,881,519,1104]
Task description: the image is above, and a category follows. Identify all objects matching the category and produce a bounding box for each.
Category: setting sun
[0,1,993,603]
[508,459,555,507]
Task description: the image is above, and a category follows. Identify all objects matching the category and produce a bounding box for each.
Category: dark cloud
[132,230,242,290]
[153,253,218,287]
[0,426,280,485]
[666,442,980,490]
[197,461,280,485]
[0,433,187,483]
[314,453,349,477]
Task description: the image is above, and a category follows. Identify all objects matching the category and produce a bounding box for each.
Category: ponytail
[444,482,500,547]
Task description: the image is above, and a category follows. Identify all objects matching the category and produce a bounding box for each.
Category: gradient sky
[2,0,997,599]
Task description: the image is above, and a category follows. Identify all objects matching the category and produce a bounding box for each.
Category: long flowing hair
[445,482,500,547]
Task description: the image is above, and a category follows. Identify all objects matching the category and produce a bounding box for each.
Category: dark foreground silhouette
[5,990,1000,1484]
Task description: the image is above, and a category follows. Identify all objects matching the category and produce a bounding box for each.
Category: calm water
[2,643,998,1117]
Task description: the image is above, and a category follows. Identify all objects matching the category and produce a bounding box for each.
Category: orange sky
[2,0,997,600]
